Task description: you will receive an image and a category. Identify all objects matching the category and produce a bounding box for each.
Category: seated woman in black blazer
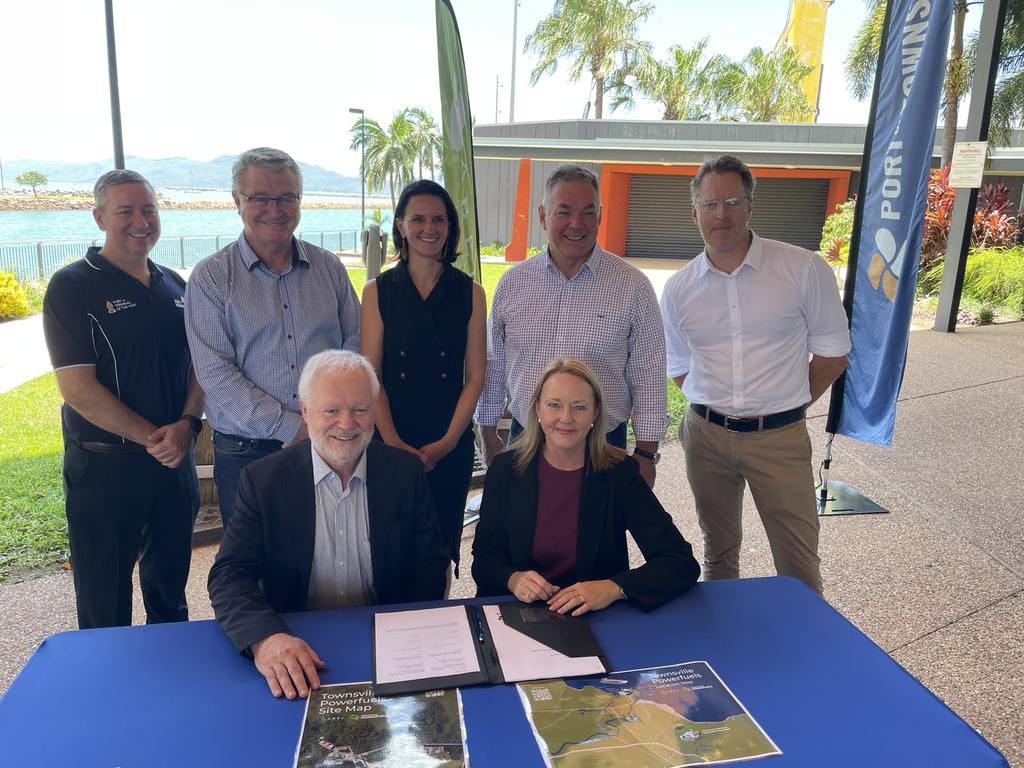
[472,357,699,614]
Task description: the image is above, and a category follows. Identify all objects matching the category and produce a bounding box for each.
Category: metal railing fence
[0,229,361,282]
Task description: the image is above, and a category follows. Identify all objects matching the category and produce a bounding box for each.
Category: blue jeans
[508,418,628,449]
[212,431,282,529]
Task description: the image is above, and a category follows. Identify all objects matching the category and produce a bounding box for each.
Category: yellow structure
[775,0,832,121]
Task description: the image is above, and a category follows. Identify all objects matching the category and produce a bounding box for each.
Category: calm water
[0,186,393,242]
[0,207,389,242]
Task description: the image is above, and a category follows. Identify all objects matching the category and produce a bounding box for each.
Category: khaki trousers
[681,407,822,595]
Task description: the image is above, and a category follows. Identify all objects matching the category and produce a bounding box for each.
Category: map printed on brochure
[293,682,467,768]
[517,661,781,767]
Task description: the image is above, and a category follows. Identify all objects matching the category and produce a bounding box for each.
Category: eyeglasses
[693,196,750,213]
[239,193,302,210]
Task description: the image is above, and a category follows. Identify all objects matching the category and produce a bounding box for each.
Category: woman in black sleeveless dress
[360,180,486,575]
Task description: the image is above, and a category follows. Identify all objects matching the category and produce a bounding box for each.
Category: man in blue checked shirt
[476,164,667,488]
[185,147,360,528]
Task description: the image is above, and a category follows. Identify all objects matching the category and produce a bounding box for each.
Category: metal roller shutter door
[625,175,701,260]
[748,177,830,251]
[624,174,830,259]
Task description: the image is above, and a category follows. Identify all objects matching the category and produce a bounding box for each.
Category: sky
[1,0,978,179]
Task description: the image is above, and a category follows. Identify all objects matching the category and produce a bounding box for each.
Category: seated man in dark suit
[208,349,447,700]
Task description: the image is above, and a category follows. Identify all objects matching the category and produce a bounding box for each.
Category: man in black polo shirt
[43,170,204,629]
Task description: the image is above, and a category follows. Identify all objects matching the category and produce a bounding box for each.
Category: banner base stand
[817,481,889,516]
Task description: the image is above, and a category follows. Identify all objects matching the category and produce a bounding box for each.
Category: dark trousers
[425,428,476,569]
[509,418,628,449]
[212,431,282,529]
[62,442,199,629]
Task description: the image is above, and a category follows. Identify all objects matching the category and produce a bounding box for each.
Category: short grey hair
[94,170,155,210]
[543,164,599,208]
[690,155,756,201]
[231,147,303,195]
[298,350,379,403]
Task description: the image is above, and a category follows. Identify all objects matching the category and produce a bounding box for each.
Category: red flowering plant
[919,167,1020,270]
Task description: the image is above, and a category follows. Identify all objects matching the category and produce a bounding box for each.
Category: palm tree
[844,0,886,102]
[971,0,1024,147]
[349,110,418,212]
[406,108,443,180]
[609,38,732,120]
[844,0,970,167]
[721,46,815,123]
[525,0,656,118]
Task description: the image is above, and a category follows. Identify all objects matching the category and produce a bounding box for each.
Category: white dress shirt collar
[696,231,763,279]
[311,442,367,491]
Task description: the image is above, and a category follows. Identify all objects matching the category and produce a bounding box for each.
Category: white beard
[312,431,372,468]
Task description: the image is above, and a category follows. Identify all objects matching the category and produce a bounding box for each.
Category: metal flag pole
[815,0,901,517]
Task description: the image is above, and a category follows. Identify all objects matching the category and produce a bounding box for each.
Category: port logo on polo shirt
[106,298,139,314]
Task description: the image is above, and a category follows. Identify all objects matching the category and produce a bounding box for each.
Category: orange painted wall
[599,168,631,256]
[505,162,852,261]
[505,159,532,262]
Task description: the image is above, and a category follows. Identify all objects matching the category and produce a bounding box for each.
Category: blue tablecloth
[0,577,1007,766]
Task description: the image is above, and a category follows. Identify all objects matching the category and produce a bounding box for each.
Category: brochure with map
[516,661,781,767]
[293,682,467,768]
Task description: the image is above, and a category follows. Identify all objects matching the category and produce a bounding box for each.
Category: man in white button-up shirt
[661,156,851,595]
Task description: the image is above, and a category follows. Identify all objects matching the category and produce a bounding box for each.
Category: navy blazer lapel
[508,456,540,563]
[291,442,317,601]
[575,466,609,580]
[364,441,392,589]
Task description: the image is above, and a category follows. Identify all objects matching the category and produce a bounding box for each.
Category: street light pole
[510,0,519,122]
[348,107,366,231]
[104,0,125,169]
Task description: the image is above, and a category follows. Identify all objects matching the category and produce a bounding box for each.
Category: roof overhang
[472,121,1024,175]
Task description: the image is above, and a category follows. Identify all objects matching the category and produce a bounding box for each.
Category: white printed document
[373,605,481,685]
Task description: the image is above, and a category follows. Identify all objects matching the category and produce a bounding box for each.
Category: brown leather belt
[75,440,148,454]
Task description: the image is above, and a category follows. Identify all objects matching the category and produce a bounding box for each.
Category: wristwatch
[182,415,203,435]
[632,447,660,465]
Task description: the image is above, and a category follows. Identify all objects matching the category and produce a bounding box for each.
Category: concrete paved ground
[1,316,1021,764]
[0,314,51,394]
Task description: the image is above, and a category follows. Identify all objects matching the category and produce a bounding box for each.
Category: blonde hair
[511,357,625,474]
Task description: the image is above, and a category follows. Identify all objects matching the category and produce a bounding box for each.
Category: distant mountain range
[3,156,361,194]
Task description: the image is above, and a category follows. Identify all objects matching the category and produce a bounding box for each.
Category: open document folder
[372,602,608,696]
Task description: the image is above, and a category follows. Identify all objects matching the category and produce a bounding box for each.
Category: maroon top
[531,453,583,585]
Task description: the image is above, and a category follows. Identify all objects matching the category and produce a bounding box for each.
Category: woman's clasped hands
[507,570,624,616]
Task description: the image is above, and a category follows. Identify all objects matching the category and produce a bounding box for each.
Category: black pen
[473,609,486,643]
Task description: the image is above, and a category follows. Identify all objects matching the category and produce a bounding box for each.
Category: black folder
[371,602,608,697]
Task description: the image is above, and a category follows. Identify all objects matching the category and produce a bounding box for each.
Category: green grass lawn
[0,259,685,580]
[0,373,68,579]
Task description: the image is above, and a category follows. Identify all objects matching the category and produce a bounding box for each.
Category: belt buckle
[724,415,743,432]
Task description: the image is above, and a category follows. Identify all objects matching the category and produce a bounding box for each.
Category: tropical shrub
[919,246,1024,316]
[0,271,31,320]
[920,167,1020,269]
[479,242,544,258]
[976,304,996,325]
[21,278,47,315]
[819,198,857,266]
